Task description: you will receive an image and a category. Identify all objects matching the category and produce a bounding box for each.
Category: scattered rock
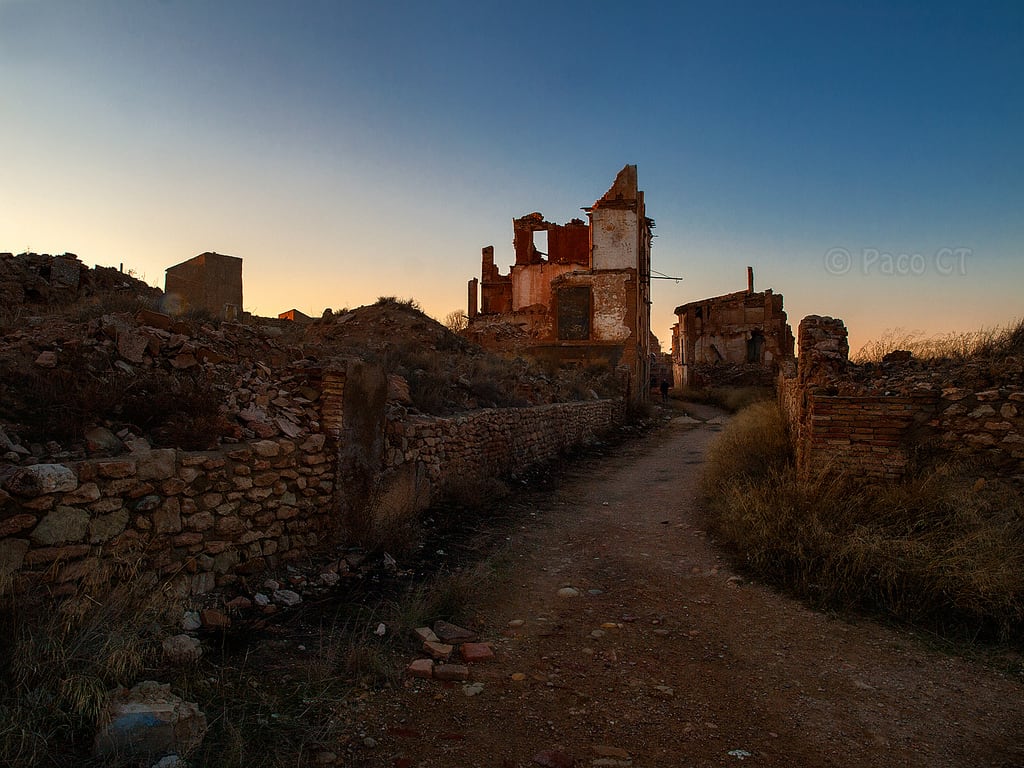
[199,609,230,630]
[93,681,206,760]
[533,749,574,768]
[434,664,470,682]
[84,427,125,456]
[556,587,580,599]
[272,589,302,607]
[433,620,477,643]
[423,641,453,660]
[151,755,184,768]
[414,626,441,643]
[34,350,57,368]
[162,634,203,665]
[462,682,485,697]
[406,659,434,679]
[181,611,201,632]
[460,642,495,663]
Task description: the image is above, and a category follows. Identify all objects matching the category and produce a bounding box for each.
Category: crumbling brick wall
[779,316,1024,485]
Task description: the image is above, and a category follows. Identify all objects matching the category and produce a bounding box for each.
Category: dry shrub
[0,574,179,766]
[854,318,1024,363]
[680,385,774,413]
[703,402,1024,642]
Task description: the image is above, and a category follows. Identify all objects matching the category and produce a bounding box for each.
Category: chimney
[747,266,754,294]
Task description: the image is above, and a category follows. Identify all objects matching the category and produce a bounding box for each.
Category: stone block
[62,482,101,504]
[96,460,137,479]
[0,538,30,576]
[406,658,434,679]
[89,509,129,543]
[0,513,37,538]
[153,498,182,534]
[460,643,495,663]
[32,506,90,545]
[433,664,470,682]
[184,510,214,531]
[4,464,78,496]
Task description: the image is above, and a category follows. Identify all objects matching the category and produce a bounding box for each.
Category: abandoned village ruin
[464,165,655,405]
[1,164,1021,605]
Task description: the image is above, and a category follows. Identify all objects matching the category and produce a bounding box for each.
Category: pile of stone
[404,620,496,682]
[0,251,160,312]
[1,306,321,462]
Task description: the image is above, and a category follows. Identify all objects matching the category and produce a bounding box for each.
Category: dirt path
[350,410,1024,768]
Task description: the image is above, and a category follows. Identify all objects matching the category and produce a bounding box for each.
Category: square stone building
[164,252,243,320]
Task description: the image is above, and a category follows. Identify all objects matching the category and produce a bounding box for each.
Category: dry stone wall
[0,434,335,597]
[387,399,623,490]
[1,354,624,596]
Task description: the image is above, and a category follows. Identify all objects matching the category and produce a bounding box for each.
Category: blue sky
[2,1,1021,352]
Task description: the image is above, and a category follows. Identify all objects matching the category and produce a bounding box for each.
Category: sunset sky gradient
[2,1,1021,353]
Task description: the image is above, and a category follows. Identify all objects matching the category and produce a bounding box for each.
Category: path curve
[352,413,1024,767]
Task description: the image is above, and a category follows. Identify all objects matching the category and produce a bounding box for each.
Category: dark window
[747,331,765,363]
[557,286,591,340]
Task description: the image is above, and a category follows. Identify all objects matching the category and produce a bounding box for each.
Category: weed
[0,576,180,766]
[679,385,773,413]
[854,318,1024,363]
[703,401,1024,643]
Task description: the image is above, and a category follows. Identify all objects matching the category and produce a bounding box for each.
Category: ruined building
[672,268,794,388]
[465,165,654,403]
[164,251,243,320]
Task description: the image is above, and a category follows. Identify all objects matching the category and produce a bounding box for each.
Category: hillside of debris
[0,253,623,466]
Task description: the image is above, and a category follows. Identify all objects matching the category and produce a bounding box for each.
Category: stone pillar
[797,315,849,387]
[468,278,478,319]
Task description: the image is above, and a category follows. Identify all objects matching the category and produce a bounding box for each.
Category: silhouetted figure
[659,378,669,402]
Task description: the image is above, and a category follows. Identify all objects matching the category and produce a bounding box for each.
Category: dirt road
[350,410,1024,767]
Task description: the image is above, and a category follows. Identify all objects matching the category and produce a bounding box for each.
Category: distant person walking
[659,378,669,402]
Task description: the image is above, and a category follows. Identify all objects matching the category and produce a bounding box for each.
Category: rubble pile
[0,265,626,465]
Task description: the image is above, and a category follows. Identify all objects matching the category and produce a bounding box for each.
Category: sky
[1,0,1021,354]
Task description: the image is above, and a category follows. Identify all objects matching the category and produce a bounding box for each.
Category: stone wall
[779,315,1024,485]
[1,368,625,595]
[0,434,335,597]
[386,399,623,490]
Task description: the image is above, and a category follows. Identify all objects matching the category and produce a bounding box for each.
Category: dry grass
[679,385,774,413]
[853,318,1024,363]
[0,574,178,767]
[703,402,1024,643]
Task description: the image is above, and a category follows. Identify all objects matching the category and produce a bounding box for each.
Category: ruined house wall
[779,316,1024,485]
[674,282,794,388]
[591,208,638,270]
[512,262,581,312]
[466,165,652,405]
[556,271,634,342]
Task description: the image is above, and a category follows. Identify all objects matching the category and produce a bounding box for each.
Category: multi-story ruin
[672,268,794,388]
[164,251,243,320]
[464,165,655,403]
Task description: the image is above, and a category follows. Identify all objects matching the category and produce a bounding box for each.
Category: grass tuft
[703,401,1024,643]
